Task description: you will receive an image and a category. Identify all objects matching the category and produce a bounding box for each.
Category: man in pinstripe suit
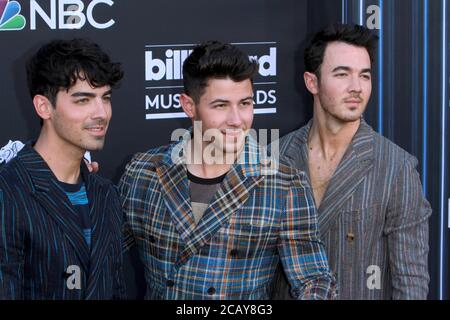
[271,24,432,299]
[119,41,336,299]
[0,39,126,299]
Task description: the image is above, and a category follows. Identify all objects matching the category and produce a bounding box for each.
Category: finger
[91,161,99,173]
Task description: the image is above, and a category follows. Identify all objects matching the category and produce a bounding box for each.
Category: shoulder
[119,144,174,188]
[0,159,28,213]
[263,157,311,192]
[279,126,307,155]
[280,127,304,144]
[0,157,27,193]
[370,130,418,169]
[124,144,172,173]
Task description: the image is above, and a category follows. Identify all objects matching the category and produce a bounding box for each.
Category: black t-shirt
[187,170,227,224]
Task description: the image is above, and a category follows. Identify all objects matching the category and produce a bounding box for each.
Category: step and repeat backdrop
[0,0,448,299]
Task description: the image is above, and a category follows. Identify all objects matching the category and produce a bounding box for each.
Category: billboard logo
[144,42,278,120]
[146,49,192,81]
[0,0,26,31]
[145,46,276,81]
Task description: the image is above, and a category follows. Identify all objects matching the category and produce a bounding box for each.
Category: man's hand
[0,140,25,164]
[83,151,99,173]
[85,160,99,173]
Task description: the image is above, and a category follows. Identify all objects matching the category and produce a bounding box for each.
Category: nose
[227,105,243,127]
[92,98,110,120]
[348,75,362,93]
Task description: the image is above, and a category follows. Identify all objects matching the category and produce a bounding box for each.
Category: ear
[180,93,196,119]
[304,72,319,95]
[33,95,53,121]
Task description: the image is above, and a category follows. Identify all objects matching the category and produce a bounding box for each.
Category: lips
[85,125,107,136]
[221,129,244,138]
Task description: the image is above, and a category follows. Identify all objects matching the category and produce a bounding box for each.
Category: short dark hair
[304,23,378,77]
[183,40,259,103]
[26,38,123,106]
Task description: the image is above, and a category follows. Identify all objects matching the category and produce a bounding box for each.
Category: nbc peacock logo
[0,0,26,31]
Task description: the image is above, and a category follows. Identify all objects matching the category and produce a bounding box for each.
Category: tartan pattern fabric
[119,136,337,299]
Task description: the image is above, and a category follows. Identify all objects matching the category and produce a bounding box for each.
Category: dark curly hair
[26,38,123,107]
[183,40,259,103]
[304,23,378,78]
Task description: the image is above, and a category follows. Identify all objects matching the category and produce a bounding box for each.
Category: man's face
[48,79,112,153]
[314,41,372,123]
[191,78,254,156]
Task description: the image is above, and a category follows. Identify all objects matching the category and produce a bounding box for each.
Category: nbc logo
[0,0,26,31]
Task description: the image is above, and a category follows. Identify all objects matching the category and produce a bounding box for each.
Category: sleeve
[117,156,141,252]
[384,156,431,300]
[277,172,337,300]
[109,185,127,300]
[113,248,127,300]
[0,186,25,299]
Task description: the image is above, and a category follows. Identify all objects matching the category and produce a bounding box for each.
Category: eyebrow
[71,90,112,98]
[210,99,229,105]
[209,96,253,105]
[332,66,372,74]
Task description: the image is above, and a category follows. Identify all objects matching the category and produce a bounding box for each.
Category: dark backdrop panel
[343,0,449,300]
[0,0,447,299]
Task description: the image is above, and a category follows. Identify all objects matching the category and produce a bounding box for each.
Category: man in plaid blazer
[119,41,336,299]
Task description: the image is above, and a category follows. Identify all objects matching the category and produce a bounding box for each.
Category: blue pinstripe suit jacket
[0,144,125,299]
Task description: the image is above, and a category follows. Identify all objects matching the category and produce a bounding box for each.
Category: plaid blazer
[0,144,126,299]
[119,135,337,300]
[271,119,431,299]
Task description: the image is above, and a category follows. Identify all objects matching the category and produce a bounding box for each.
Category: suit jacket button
[346,232,355,242]
[166,280,175,287]
[230,249,239,257]
[207,287,216,295]
[149,235,156,243]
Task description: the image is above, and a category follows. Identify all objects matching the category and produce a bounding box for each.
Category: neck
[34,127,84,184]
[187,163,232,179]
[185,137,237,179]
[309,104,360,160]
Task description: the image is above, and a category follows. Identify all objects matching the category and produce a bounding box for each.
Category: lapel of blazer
[157,136,264,268]
[318,120,375,235]
[178,156,264,267]
[282,121,310,175]
[18,145,90,272]
[155,140,196,245]
[283,119,375,236]
[81,165,113,296]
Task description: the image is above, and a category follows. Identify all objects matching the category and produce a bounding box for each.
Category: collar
[159,129,266,178]
[16,143,104,192]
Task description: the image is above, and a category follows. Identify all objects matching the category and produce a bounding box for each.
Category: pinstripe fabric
[118,135,337,300]
[0,144,126,300]
[271,119,431,300]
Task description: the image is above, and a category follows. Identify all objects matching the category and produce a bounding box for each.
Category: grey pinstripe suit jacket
[271,119,431,299]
